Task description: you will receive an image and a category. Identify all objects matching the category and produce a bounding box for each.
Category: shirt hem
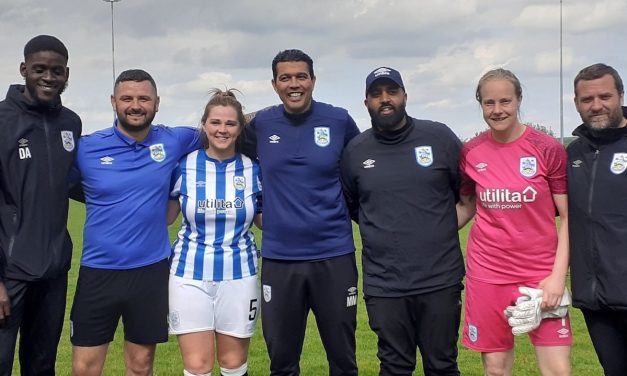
[261,248,355,261]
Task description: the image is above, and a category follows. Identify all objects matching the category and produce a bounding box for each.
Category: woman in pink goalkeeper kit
[456,68,572,376]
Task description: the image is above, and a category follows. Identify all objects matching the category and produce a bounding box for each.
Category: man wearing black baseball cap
[340,67,464,375]
[365,66,405,94]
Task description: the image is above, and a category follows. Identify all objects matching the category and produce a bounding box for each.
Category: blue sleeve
[169,162,182,200]
[255,192,263,214]
[239,118,258,160]
[340,146,359,223]
[344,114,361,146]
[253,158,262,194]
[175,126,202,154]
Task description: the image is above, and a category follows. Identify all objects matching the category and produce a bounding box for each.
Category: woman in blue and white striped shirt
[167,89,262,376]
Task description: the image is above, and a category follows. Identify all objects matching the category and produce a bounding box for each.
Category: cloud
[1,0,625,138]
[566,0,627,32]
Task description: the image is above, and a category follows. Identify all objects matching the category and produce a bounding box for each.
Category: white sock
[220,362,247,376]
[183,369,212,376]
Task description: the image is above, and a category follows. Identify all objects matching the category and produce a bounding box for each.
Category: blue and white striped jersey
[170,150,261,281]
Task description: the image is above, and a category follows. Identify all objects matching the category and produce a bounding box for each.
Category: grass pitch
[13,201,602,375]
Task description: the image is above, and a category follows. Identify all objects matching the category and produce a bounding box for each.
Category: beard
[116,110,155,135]
[368,102,407,131]
[117,119,151,134]
[585,106,625,130]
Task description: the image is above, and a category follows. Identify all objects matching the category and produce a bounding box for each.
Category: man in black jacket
[340,67,464,376]
[568,63,627,375]
[0,35,81,375]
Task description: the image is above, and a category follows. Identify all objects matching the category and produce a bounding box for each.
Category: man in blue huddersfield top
[69,69,199,376]
[247,49,360,376]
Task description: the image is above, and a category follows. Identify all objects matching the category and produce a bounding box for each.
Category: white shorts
[168,274,260,338]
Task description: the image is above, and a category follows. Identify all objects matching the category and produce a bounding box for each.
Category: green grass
[15,201,603,375]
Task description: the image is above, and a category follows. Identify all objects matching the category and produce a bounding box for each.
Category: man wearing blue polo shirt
[69,69,199,376]
[248,49,360,376]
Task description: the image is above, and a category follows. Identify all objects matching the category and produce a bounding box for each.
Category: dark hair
[114,69,157,94]
[574,63,624,95]
[24,35,68,60]
[475,68,523,103]
[200,88,247,151]
[271,49,314,80]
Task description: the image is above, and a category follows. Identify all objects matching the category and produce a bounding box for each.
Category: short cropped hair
[24,35,68,60]
[574,63,624,95]
[271,49,314,80]
[114,69,157,94]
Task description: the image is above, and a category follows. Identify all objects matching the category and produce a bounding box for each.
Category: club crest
[61,131,75,152]
[150,143,166,162]
[610,153,627,175]
[468,324,478,342]
[520,157,537,178]
[233,176,246,190]
[263,284,271,302]
[169,311,180,330]
[415,146,433,167]
[314,127,330,147]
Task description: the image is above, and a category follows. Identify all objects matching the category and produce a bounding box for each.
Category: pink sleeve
[545,141,568,194]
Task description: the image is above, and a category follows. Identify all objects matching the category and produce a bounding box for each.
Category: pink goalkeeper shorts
[462,277,572,352]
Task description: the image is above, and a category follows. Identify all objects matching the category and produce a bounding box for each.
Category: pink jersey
[460,127,567,283]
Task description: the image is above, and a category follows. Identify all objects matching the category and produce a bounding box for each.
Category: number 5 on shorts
[249,298,258,321]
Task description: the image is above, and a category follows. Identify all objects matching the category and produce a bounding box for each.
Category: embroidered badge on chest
[415,146,433,167]
[150,143,166,162]
[61,131,75,152]
[314,127,330,147]
[520,156,537,178]
[233,176,246,190]
[610,153,627,175]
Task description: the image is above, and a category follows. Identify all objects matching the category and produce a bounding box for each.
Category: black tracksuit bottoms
[582,308,627,376]
[261,253,358,376]
[0,273,67,376]
[365,283,463,376]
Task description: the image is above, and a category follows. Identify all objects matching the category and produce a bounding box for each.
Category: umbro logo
[269,135,280,144]
[475,162,488,172]
[373,67,391,77]
[100,156,114,165]
[362,159,375,169]
[557,327,570,338]
[18,138,32,160]
[571,160,582,168]
[346,286,357,307]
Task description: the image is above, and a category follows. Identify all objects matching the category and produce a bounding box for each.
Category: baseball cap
[365,67,404,95]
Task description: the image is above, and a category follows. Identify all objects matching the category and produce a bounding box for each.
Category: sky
[1,0,625,139]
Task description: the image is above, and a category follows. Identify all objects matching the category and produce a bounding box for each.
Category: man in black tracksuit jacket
[340,67,464,376]
[568,63,627,375]
[0,36,81,375]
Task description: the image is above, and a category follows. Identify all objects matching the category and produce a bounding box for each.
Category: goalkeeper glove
[503,287,570,336]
